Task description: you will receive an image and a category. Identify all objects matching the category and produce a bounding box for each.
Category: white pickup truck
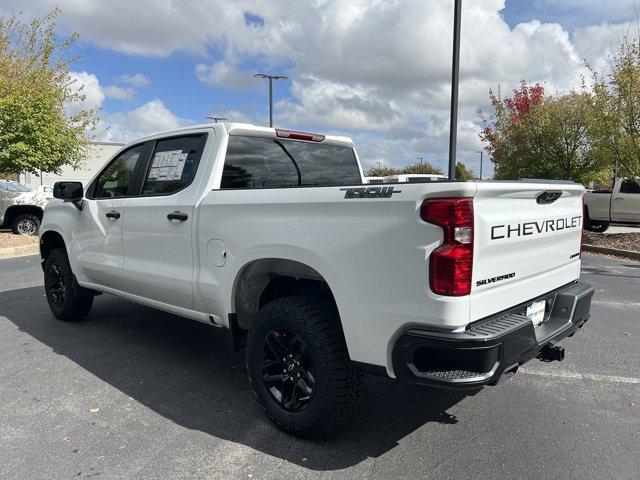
[583,178,640,232]
[39,123,594,436]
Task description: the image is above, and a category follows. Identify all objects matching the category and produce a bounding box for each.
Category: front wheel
[584,221,610,233]
[583,209,610,233]
[44,248,94,321]
[245,295,362,437]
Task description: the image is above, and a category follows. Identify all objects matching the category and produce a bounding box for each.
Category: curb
[0,243,39,260]
[582,244,640,261]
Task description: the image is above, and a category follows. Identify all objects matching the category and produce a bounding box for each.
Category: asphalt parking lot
[0,254,638,479]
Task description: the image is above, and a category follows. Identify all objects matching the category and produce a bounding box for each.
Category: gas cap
[207,239,227,267]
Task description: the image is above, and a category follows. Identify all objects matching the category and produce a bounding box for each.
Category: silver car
[0,180,48,235]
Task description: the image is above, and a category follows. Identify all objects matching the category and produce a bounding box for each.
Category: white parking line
[520,367,640,384]
[592,300,640,308]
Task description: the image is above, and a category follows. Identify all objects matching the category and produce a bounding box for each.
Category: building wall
[19,142,124,189]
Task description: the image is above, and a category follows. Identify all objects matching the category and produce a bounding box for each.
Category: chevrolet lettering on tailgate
[491,215,582,240]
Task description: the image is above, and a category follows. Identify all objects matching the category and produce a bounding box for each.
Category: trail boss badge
[340,186,402,199]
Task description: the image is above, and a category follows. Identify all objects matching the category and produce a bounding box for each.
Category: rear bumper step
[391,281,594,389]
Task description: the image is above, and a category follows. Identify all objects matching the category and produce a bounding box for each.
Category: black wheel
[246,295,363,437]
[584,221,609,233]
[44,248,94,321]
[12,213,40,235]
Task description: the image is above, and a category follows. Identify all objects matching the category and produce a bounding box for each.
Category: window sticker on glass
[148,149,189,181]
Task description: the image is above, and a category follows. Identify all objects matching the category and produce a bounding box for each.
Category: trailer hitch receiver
[537,344,565,362]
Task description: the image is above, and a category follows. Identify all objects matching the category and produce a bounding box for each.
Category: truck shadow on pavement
[1,286,469,471]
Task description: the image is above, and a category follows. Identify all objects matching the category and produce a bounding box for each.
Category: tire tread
[246,295,363,437]
[44,248,93,321]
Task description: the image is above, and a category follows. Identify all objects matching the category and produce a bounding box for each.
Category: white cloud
[0,0,257,56]
[66,71,105,114]
[205,109,256,124]
[104,85,135,100]
[98,99,188,142]
[9,0,638,175]
[62,70,184,143]
[117,73,152,87]
[573,21,639,75]
[102,73,151,101]
[196,61,255,90]
[276,76,404,132]
[533,0,637,25]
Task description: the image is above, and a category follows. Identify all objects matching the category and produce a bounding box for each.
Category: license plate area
[526,300,547,327]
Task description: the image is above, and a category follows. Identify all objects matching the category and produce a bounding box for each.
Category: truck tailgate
[470,182,584,322]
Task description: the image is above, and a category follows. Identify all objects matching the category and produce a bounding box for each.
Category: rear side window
[141,135,205,196]
[221,136,361,189]
[620,179,640,194]
[92,144,145,198]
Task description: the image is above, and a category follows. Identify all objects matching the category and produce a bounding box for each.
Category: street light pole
[417,156,423,166]
[448,0,462,181]
[476,150,483,180]
[254,73,288,127]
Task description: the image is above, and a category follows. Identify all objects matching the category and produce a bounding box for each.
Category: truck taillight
[421,198,474,296]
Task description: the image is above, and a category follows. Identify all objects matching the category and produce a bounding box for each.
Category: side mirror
[53,181,84,202]
[53,181,84,210]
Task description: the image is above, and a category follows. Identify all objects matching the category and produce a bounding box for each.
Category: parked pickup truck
[583,178,640,232]
[39,123,594,436]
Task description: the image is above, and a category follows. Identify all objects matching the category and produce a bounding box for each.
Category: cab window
[141,135,206,196]
[620,179,640,194]
[221,136,361,189]
[91,144,145,198]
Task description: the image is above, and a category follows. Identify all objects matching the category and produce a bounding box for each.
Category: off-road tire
[246,295,363,437]
[44,248,94,321]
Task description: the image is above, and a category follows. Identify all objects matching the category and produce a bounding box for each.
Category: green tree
[365,166,401,177]
[480,82,607,183]
[401,162,443,175]
[479,82,551,180]
[455,162,476,180]
[0,9,97,175]
[0,169,17,180]
[544,91,608,184]
[365,160,442,177]
[589,37,640,179]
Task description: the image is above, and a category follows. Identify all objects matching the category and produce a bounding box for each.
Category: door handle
[106,210,121,219]
[614,198,624,201]
[167,211,188,221]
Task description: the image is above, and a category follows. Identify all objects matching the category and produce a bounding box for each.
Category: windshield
[0,181,31,192]
[11,182,32,192]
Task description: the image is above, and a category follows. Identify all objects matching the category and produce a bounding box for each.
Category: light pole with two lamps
[253,73,287,127]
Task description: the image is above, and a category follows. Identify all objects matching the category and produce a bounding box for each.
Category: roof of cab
[122,122,354,149]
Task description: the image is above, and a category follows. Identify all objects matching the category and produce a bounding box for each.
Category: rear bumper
[391,281,594,389]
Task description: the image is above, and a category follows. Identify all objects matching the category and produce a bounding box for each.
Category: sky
[1,0,639,177]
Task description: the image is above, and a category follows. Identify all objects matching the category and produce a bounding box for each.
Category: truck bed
[195,179,584,370]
